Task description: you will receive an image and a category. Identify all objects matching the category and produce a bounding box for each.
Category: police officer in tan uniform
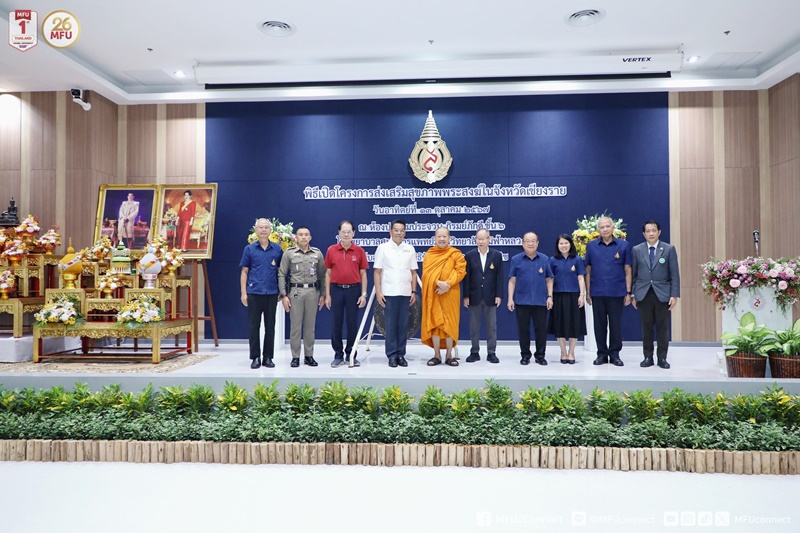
[278,226,326,367]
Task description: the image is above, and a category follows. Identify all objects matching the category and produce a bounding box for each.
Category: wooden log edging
[0,440,798,475]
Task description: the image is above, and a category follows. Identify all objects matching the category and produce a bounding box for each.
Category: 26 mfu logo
[42,10,81,49]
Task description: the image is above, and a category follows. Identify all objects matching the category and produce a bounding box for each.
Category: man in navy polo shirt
[324,220,369,368]
[240,218,284,369]
[585,216,632,367]
[507,232,554,365]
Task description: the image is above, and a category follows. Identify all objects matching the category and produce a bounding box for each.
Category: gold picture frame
[93,184,159,250]
[155,184,218,259]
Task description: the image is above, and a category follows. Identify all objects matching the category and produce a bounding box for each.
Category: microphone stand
[753,230,760,257]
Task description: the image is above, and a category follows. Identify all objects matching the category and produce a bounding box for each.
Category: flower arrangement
[34,296,85,327]
[15,214,40,236]
[161,208,178,226]
[0,269,15,291]
[36,227,61,250]
[91,236,114,260]
[116,295,165,328]
[0,228,8,252]
[145,236,169,257]
[246,218,296,250]
[1,239,27,259]
[572,212,627,257]
[96,273,122,292]
[701,257,800,313]
[160,247,184,270]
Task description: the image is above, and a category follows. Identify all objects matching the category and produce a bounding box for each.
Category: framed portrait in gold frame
[155,184,218,259]
[93,184,159,250]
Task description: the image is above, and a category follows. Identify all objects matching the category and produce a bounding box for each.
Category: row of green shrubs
[1,381,799,451]
[2,381,799,425]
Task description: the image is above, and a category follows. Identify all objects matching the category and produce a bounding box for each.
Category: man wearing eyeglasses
[324,220,369,368]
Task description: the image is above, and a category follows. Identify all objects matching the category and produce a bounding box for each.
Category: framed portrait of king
[94,184,159,250]
[155,183,218,259]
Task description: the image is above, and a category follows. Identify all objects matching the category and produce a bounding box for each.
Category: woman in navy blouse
[548,234,587,364]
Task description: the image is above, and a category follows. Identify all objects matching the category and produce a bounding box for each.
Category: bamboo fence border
[1,440,798,475]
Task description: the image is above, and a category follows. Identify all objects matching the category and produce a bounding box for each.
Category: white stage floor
[2,339,798,395]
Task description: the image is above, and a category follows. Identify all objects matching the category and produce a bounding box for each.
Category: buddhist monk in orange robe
[422,227,467,366]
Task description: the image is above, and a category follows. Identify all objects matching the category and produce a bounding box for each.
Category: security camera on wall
[70,88,91,111]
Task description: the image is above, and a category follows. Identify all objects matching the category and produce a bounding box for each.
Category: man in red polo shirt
[324,220,369,367]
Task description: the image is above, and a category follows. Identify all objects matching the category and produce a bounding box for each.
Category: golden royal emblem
[409,110,453,184]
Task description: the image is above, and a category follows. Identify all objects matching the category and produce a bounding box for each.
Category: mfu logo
[409,110,453,184]
[8,10,38,52]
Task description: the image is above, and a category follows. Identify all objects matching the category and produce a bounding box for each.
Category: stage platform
[1,339,798,396]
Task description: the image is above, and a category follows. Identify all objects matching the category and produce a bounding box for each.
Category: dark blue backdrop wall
[206,93,669,343]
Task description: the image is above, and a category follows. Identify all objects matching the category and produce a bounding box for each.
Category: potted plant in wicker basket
[720,312,775,378]
[767,318,800,379]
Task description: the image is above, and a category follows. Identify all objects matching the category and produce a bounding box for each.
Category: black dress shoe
[250,358,261,369]
[534,356,548,366]
[560,357,569,364]
[466,353,480,363]
[290,358,300,368]
[520,356,531,365]
[487,354,500,364]
[593,356,608,365]
[397,356,408,367]
[388,358,398,368]
[567,359,576,365]
[609,356,624,367]
[640,356,654,368]
[657,358,671,369]
[262,358,275,368]
[304,356,318,367]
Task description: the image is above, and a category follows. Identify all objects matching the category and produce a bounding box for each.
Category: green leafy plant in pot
[720,312,774,378]
[767,318,800,379]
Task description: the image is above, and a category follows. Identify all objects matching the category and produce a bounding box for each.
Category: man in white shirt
[374,219,418,367]
[461,229,504,363]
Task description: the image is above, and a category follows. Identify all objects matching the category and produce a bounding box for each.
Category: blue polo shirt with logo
[239,241,283,295]
[585,238,630,297]
[550,254,586,293]
[509,251,553,306]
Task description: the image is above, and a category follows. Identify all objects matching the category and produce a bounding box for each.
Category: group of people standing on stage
[239,216,680,371]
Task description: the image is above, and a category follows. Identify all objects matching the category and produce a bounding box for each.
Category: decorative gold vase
[62,272,78,290]
[8,255,21,266]
[103,288,114,299]
[42,244,55,255]
[0,288,10,299]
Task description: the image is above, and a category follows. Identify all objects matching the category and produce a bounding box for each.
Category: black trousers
[591,296,624,358]
[638,288,670,359]
[330,284,361,359]
[515,304,548,358]
[247,293,279,360]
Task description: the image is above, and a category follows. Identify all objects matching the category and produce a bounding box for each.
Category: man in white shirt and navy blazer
[462,229,504,363]
[631,220,680,369]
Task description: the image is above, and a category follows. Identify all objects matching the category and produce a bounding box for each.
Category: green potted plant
[720,312,773,378]
[767,318,800,379]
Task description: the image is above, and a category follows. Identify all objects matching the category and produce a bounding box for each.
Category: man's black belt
[332,283,359,289]
[290,283,318,288]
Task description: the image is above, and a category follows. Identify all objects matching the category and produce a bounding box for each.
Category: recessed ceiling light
[174,70,186,78]
[258,20,297,37]
[565,9,606,27]
[686,56,700,64]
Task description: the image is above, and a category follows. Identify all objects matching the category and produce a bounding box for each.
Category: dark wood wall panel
[678,92,714,169]
[679,168,716,341]
[29,170,56,232]
[90,93,118,177]
[165,104,197,183]
[724,167,760,258]
[126,105,157,181]
[65,99,91,170]
[769,76,800,166]
[770,159,800,259]
[723,91,759,168]
[29,92,56,171]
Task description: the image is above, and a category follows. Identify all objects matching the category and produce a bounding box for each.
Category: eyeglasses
[523,239,538,244]
[340,230,353,234]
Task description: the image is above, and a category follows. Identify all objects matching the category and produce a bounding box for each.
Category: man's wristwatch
[361,292,367,297]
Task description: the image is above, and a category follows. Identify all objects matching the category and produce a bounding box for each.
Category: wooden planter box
[1,439,798,475]
[726,353,767,378]
[769,353,800,379]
